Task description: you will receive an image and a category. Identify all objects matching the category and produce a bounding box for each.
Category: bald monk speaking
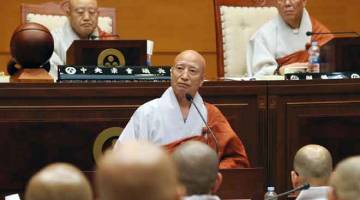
[115,50,250,169]
[25,163,92,200]
[96,141,183,200]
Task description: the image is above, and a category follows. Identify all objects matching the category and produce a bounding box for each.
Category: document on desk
[296,186,330,200]
[221,75,284,81]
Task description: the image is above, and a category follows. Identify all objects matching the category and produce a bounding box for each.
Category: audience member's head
[291,144,332,188]
[328,156,360,200]
[172,141,222,196]
[171,50,206,99]
[25,163,92,200]
[276,0,307,29]
[66,0,99,39]
[96,140,182,200]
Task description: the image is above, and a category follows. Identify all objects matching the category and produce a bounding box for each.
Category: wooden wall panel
[268,79,360,192]
[0,81,267,195]
[307,0,360,33]
[0,1,359,79]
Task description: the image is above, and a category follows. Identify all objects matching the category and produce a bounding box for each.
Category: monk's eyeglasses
[173,62,201,77]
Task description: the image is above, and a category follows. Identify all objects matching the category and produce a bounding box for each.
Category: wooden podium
[66,40,147,66]
[321,37,360,72]
[2,80,360,197]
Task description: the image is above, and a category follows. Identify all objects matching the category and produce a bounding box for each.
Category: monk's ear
[211,172,223,193]
[61,0,71,16]
[291,170,300,189]
[175,185,186,200]
[199,72,205,87]
[327,187,337,200]
[302,0,307,7]
[200,78,204,87]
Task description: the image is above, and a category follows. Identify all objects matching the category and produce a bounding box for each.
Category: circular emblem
[290,75,299,80]
[351,73,360,79]
[97,48,126,67]
[65,66,77,74]
[93,127,123,164]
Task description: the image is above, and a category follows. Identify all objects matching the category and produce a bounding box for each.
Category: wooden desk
[0,81,267,195]
[1,79,360,196]
[217,168,264,200]
[267,79,360,192]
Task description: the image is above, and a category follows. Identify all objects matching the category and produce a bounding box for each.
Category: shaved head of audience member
[96,140,182,200]
[172,141,222,196]
[328,156,360,200]
[25,163,92,200]
[291,144,333,188]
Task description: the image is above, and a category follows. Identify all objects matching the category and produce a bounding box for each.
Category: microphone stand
[267,183,310,200]
[306,31,360,37]
[185,93,219,155]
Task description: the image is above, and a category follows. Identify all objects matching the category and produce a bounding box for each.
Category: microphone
[185,93,219,154]
[306,31,360,37]
[267,183,310,200]
[88,34,120,40]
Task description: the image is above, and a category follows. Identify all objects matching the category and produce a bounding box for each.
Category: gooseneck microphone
[89,34,120,40]
[185,93,219,154]
[306,31,360,37]
[267,183,310,200]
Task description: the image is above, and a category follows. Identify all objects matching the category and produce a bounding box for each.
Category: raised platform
[1,79,360,198]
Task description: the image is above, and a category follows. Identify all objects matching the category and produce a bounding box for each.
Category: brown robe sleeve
[206,103,250,168]
[163,103,250,169]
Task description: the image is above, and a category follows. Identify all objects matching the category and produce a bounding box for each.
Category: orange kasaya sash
[274,17,334,74]
[98,27,119,40]
[163,103,250,169]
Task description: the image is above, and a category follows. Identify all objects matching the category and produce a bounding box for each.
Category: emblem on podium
[93,127,123,163]
[97,48,126,67]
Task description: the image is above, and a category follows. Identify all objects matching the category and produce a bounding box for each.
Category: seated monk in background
[115,50,250,169]
[96,141,183,200]
[246,0,333,76]
[49,0,116,79]
[172,141,223,200]
[328,156,360,200]
[25,163,92,200]
[291,144,332,199]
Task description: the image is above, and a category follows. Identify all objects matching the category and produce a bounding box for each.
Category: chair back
[214,0,278,78]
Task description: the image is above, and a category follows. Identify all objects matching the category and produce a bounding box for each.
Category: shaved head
[329,156,360,200]
[69,0,97,6]
[172,141,219,195]
[96,141,181,200]
[25,163,92,200]
[293,144,332,186]
[174,50,206,72]
[66,0,99,39]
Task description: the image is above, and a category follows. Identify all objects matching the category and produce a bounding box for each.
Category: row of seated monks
[21,141,360,200]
